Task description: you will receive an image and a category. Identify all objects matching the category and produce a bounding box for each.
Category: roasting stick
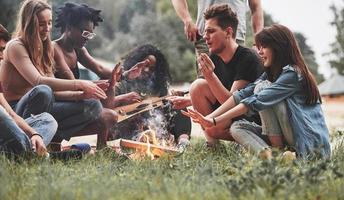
[115,91,189,122]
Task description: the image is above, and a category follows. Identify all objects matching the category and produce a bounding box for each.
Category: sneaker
[281,150,296,162]
[258,148,272,160]
[71,143,91,154]
[176,138,190,153]
[203,140,220,150]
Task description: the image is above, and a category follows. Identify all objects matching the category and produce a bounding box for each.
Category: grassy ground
[0,132,343,200]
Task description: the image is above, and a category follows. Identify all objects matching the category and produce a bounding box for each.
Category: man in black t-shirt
[172,4,262,146]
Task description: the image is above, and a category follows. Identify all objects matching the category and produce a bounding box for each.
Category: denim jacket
[233,65,331,159]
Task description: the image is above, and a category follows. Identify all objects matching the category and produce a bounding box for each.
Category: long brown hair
[14,0,54,75]
[255,24,321,104]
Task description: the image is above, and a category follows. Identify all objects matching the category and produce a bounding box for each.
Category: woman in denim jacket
[183,24,330,159]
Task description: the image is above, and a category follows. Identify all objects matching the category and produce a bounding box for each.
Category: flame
[143,134,154,160]
[130,129,157,160]
[129,128,176,160]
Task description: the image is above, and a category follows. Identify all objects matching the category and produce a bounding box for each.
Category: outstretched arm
[77,47,113,79]
[182,102,248,130]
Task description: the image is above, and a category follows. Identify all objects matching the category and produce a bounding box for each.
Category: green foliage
[0,136,343,200]
[328,2,344,75]
[294,32,324,83]
[245,12,275,47]
[0,0,22,33]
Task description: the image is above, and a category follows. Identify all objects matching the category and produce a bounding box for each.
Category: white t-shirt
[196,0,248,42]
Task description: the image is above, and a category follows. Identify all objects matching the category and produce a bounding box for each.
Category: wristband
[31,132,43,139]
[212,117,216,126]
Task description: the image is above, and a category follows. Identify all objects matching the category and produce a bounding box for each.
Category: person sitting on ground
[0,0,108,148]
[113,44,192,151]
[0,24,57,157]
[170,4,263,147]
[53,2,144,107]
[183,24,331,159]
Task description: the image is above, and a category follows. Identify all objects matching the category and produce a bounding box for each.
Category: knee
[230,121,242,141]
[83,100,103,121]
[39,112,58,133]
[190,79,210,105]
[31,85,54,103]
[0,107,12,121]
[100,109,118,127]
[190,79,208,100]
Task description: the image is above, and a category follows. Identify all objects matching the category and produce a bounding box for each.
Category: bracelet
[31,132,43,139]
[212,117,216,126]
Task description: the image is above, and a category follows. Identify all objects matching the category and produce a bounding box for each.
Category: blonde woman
[0,23,56,157]
[0,0,109,147]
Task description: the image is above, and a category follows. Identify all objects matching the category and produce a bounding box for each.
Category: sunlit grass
[0,132,343,200]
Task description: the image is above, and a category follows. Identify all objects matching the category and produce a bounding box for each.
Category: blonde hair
[14,0,54,75]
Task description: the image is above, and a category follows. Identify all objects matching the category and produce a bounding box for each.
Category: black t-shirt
[210,45,262,90]
[210,45,263,124]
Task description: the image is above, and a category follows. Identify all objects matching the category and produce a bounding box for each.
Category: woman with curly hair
[114,44,192,151]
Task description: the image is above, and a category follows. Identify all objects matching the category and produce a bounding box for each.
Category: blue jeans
[230,119,269,152]
[0,106,57,155]
[230,80,294,153]
[10,85,102,141]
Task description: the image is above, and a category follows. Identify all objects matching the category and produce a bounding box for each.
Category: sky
[262,0,342,79]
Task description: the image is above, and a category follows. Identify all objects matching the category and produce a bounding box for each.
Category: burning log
[107,129,179,160]
[107,138,178,159]
[109,96,181,160]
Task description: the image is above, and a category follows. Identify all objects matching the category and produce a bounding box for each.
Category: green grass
[0,134,343,200]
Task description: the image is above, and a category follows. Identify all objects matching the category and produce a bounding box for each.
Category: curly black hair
[121,44,171,96]
[55,2,103,33]
[0,24,10,42]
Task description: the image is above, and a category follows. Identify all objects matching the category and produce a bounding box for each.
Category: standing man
[171,0,263,54]
[173,4,263,147]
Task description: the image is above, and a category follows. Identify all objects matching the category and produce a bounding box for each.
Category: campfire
[107,129,179,160]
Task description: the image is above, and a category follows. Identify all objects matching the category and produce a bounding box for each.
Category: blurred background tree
[246,12,324,83]
[327,1,344,75]
[0,0,324,83]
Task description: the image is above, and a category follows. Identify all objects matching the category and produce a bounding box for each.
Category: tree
[294,33,324,83]
[0,0,22,33]
[327,2,344,75]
